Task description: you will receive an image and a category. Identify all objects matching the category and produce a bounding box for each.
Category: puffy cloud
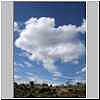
[15,17,86,74]
[14,22,18,32]
[77,19,86,33]
[14,21,21,32]
[15,17,86,49]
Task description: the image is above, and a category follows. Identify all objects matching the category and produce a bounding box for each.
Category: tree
[14,82,18,88]
[42,83,48,87]
[29,81,34,86]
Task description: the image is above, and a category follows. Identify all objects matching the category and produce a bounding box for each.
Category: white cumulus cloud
[15,17,86,75]
[14,21,21,32]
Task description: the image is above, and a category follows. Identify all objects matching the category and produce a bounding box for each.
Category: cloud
[76,65,86,74]
[14,61,24,68]
[14,21,21,32]
[42,59,57,73]
[15,17,86,49]
[81,67,86,72]
[52,72,62,80]
[14,61,33,69]
[77,19,86,33]
[14,72,46,84]
[52,73,76,81]
[14,75,22,80]
[15,17,86,74]
[26,72,34,76]
[14,22,18,32]
[41,59,62,80]
[72,79,86,84]
[72,60,79,64]
[26,72,53,85]
[24,61,33,67]
[18,51,31,58]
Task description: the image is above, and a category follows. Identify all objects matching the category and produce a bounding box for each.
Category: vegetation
[14,81,86,98]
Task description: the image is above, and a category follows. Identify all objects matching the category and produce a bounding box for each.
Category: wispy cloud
[14,61,24,68]
[23,72,53,85]
[18,51,31,58]
[14,75,22,80]
[24,61,33,68]
[76,64,86,74]
[14,60,33,68]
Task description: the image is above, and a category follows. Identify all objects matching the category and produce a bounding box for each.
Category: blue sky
[14,2,86,85]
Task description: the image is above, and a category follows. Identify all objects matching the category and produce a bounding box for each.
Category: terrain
[14,81,86,98]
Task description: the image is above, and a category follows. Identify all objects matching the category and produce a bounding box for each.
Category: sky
[14,2,86,85]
